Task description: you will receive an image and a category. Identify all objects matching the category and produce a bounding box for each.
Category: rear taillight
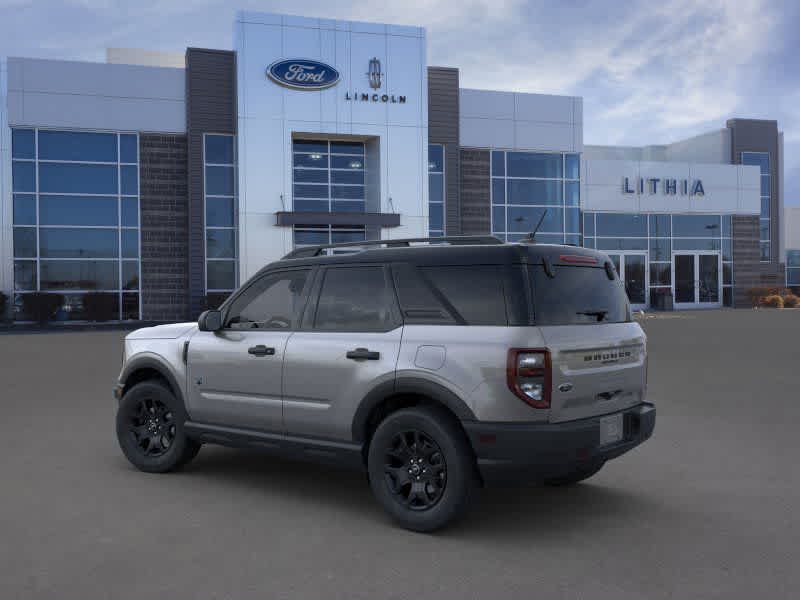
[507,349,551,409]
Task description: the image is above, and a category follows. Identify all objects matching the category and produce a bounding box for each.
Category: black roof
[255,236,610,276]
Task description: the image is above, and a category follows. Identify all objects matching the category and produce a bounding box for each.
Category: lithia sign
[623,176,705,196]
[267,57,406,103]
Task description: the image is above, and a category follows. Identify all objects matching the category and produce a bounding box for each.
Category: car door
[186,267,314,432]
[282,264,402,441]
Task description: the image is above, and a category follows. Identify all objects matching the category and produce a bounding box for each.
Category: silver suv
[114,236,655,532]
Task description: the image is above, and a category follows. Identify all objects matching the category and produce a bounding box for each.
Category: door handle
[248,345,275,357]
[346,347,380,360]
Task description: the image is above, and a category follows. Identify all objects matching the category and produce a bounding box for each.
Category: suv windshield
[530,265,631,325]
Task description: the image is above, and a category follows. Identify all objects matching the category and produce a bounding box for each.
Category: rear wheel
[116,380,201,473]
[543,461,605,486]
[367,406,477,532]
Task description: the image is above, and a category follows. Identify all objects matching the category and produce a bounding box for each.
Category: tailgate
[539,322,646,423]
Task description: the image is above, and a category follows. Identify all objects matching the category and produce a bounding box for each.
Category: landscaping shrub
[762,295,784,309]
[82,292,118,322]
[782,294,799,308]
[22,293,64,324]
[747,287,791,307]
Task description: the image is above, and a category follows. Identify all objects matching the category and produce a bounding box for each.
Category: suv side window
[421,266,508,326]
[313,266,397,331]
[225,269,311,330]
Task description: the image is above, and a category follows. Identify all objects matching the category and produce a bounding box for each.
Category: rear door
[282,264,402,441]
[529,263,647,423]
[186,267,313,431]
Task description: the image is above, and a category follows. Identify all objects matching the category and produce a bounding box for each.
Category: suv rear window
[530,265,631,325]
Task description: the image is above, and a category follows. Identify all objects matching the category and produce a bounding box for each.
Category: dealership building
[0,10,795,321]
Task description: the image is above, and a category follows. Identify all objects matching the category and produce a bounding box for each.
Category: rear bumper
[463,403,655,483]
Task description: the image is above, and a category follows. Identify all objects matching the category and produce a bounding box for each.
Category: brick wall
[732,215,787,307]
[459,149,491,235]
[139,134,189,321]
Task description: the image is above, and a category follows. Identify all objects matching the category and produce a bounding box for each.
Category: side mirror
[198,309,223,332]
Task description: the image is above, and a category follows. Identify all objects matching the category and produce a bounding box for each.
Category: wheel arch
[352,377,476,447]
[119,356,184,408]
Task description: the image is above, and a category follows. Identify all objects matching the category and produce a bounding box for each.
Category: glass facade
[584,212,734,307]
[204,134,238,293]
[787,250,800,287]
[491,150,580,245]
[742,152,770,261]
[428,144,444,236]
[291,139,366,248]
[11,128,141,320]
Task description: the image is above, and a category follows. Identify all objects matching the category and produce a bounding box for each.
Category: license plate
[599,413,624,447]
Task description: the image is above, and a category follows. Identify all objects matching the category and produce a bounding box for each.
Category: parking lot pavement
[1,309,799,599]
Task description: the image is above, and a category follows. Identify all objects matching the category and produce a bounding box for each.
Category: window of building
[225,269,310,330]
[204,134,238,294]
[583,212,733,307]
[742,152,770,261]
[11,128,141,320]
[292,140,365,213]
[491,150,580,245]
[787,250,800,288]
[428,144,445,237]
[313,267,395,331]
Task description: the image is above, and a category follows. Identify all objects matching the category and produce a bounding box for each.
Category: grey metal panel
[459,148,491,235]
[275,211,401,227]
[186,48,237,319]
[139,134,189,321]
[6,57,185,133]
[427,67,460,235]
[727,119,781,271]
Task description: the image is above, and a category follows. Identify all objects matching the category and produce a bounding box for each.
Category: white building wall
[582,157,761,215]
[785,206,800,251]
[235,11,429,279]
[7,57,185,132]
[459,89,582,152]
[586,129,731,165]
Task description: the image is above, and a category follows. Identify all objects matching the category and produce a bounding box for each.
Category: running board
[184,422,364,471]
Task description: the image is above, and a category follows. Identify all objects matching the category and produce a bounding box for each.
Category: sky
[1,0,798,205]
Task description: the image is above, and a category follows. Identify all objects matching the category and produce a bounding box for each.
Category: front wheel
[367,406,477,532]
[116,380,201,473]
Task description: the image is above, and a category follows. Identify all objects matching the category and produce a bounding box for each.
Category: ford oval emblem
[266,59,340,90]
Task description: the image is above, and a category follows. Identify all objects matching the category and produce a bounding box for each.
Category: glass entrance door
[608,253,648,309]
[672,252,721,309]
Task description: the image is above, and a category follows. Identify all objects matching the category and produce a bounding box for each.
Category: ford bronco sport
[114,236,655,532]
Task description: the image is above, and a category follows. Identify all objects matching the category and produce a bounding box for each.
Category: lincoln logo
[367,57,382,89]
[266,59,340,90]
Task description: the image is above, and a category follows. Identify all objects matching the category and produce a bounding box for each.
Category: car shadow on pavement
[157,446,667,536]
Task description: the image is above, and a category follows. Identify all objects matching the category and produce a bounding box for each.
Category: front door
[186,267,313,431]
[672,252,721,309]
[607,252,648,310]
[283,265,402,441]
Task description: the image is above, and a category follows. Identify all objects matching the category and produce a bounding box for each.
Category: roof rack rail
[282,235,503,259]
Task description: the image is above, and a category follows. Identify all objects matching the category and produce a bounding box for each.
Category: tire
[367,406,477,532]
[116,380,201,473]
[543,461,605,486]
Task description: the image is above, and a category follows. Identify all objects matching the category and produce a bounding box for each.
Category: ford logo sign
[266,59,340,90]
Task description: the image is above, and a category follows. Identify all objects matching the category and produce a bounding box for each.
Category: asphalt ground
[1,308,798,599]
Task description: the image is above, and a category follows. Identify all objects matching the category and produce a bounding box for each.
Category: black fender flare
[119,355,185,407]
[351,377,476,443]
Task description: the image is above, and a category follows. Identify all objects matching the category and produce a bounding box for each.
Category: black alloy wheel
[367,406,477,532]
[116,380,200,473]
[384,429,447,510]
[126,396,177,457]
